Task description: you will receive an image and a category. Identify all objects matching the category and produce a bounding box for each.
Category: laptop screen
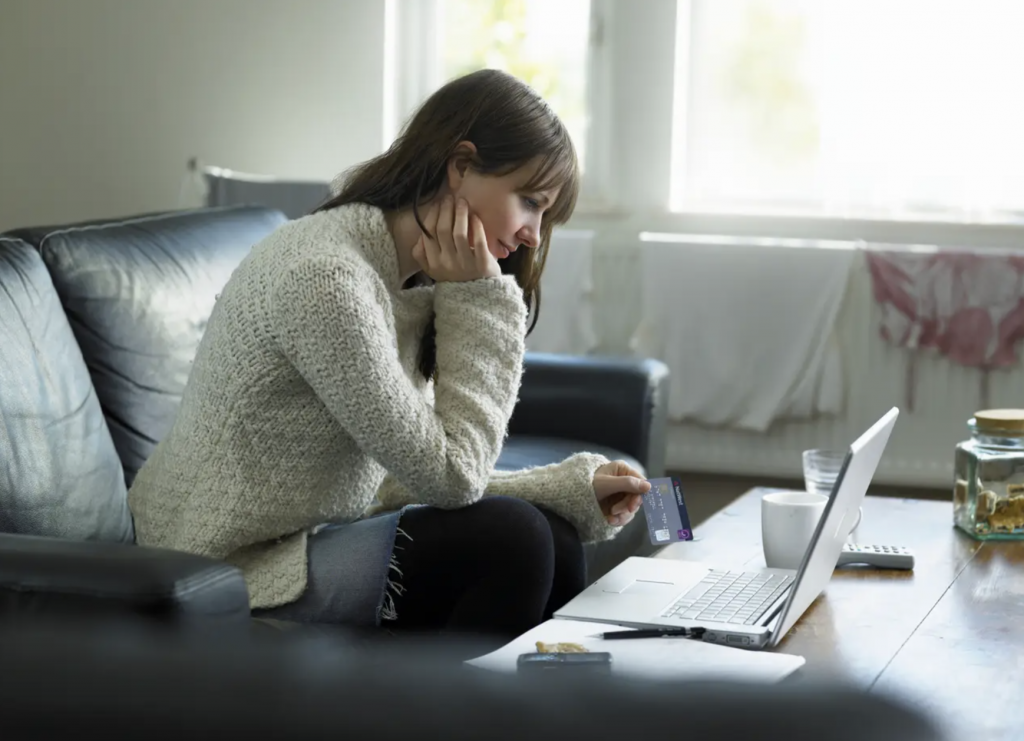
[767,408,899,648]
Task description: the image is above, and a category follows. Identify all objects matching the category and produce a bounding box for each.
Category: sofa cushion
[13,207,287,485]
[0,237,133,542]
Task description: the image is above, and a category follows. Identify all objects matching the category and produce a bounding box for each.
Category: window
[397,0,1024,224]
[399,0,592,169]
[673,0,1024,219]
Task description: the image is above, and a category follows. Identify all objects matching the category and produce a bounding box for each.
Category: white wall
[0,0,386,231]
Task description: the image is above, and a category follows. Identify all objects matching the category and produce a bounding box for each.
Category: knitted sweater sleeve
[271,255,527,508]
[484,453,622,543]
[373,452,623,544]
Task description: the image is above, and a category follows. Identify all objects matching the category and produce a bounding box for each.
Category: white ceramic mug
[761,492,862,570]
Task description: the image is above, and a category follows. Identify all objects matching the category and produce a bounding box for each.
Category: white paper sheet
[466,619,805,683]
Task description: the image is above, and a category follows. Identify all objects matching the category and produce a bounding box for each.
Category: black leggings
[386,497,587,640]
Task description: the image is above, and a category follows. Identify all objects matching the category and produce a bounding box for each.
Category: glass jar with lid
[954,408,1024,539]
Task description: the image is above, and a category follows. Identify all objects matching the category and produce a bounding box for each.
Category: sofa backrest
[0,237,133,541]
[9,206,288,486]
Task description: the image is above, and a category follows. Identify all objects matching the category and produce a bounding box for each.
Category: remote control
[836,543,915,570]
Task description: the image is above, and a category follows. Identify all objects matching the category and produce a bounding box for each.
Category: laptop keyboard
[661,570,795,625]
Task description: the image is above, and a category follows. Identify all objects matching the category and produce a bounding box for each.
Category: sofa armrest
[0,533,251,628]
[508,352,671,477]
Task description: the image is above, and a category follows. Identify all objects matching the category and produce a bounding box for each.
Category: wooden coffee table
[657,487,1023,741]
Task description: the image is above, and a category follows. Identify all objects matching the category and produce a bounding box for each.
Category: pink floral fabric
[865,248,1024,410]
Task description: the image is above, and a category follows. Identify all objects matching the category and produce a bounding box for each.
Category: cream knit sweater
[127,203,619,610]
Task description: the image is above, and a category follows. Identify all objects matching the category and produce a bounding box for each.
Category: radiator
[588,238,1023,490]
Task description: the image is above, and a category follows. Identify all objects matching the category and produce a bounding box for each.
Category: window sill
[564,206,1024,251]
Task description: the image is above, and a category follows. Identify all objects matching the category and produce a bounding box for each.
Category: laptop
[554,407,899,650]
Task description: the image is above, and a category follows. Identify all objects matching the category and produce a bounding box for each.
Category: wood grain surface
[657,488,1019,740]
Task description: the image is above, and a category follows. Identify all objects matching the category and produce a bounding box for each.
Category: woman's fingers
[598,460,646,480]
[452,198,470,257]
[411,235,429,270]
[435,195,456,262]
[470,213,501,278]
[423,197,441,240]
[416,195,501,281]
[606,511,635,527]
[617,462,647,480]
[469,212,485,252]
[593,474,650,505]
[419,199,443,269]
[603,490,644,526]
[610,493,643,515]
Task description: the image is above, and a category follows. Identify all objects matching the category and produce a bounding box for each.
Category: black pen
[600,627,706,640]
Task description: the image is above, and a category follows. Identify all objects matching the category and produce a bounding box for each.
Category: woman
[128,69,650,640]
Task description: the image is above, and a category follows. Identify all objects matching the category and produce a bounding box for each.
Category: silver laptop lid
[767,407,900,648]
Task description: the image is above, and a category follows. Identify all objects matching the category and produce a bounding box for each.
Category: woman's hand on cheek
[593,460,651,527]
[413,196,501,282]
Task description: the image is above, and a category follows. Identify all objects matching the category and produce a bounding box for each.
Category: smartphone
[641,476,694,546]
[516,652,612,674]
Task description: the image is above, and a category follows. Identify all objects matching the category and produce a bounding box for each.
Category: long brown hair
[315,68,580,380]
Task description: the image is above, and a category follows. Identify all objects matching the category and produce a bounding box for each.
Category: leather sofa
[0,205,669,629]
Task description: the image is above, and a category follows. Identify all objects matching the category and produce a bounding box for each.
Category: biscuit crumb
[535,641,589,654]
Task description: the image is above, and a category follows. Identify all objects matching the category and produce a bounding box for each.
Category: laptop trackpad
[603,578,677,596]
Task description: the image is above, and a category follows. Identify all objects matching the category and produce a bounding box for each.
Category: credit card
[641,476,694,546]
